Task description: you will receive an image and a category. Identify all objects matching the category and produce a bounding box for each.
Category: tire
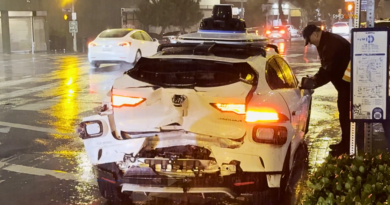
[132,50,141,64]
[90,62,101,68]
[97,179,132,204]
[304,100,312,134]
[284,142,309,205]
[252,189,279,205]
[252,145,291,205]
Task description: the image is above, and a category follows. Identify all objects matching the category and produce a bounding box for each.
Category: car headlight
[77,121,103,139]
[252,126,287,145]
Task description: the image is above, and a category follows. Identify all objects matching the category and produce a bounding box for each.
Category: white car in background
[286,25,300,37]
[332,22,350,36]
[88,29,160,68]
[78,31,313,204]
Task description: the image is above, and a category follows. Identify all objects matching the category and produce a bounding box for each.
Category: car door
[140,31,159,56]
[130,31,144,55]
[270,56,311,137]
[273,57,312,136]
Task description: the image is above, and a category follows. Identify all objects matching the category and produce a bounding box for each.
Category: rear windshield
[161,47,266,59]
[99,30,132,38]
[128,58,257,88]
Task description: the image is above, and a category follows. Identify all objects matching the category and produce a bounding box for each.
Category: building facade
[0,0,141,54]
[221,0,302,28]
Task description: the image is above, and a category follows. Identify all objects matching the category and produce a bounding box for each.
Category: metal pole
[349,12,353,39]
[363,0,375,154]
[72,0,77,52]
[241,0,244,19]
[354,0,361,28]
[350,122,356,155]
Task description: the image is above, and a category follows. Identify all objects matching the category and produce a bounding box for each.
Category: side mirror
[153,38,158,42]
[300,77,316,89]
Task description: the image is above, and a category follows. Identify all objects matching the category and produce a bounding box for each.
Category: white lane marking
[0,127,11,134]
[0,82,58,100]
[0,121,65,135]
[0,180,4,184]
[13,97,61,111]
[0,161,97,185]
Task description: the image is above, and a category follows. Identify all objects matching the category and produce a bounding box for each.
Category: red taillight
[88,42,97,47]
[245,108,280,122]
[112,95,145,107]
[118,42,131,47]
[211,103,246,115]
[279,30,286,34]
[266,30,271,35]
[246,111,279,122]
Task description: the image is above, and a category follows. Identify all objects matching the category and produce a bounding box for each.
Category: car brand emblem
[172,95,187,107]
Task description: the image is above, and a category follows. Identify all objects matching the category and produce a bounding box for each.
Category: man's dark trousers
[336,81,351,152]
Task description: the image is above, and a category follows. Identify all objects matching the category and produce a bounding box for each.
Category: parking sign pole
[363,0,375,154]
[354,0,361,28]
[72,0,77,52]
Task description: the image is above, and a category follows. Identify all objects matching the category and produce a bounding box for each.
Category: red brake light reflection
[212,103,246,115]
[89,42,97,47]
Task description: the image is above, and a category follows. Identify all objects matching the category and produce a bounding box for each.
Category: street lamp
[347,4,353,12]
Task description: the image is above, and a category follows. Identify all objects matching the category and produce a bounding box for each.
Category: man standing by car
[302,25,351,156]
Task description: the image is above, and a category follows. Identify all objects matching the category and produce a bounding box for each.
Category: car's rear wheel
[305,100,312,134]
[90,62,101,68]
[97,180,132,204]
[133,50,141,64]
[284,142,309,205]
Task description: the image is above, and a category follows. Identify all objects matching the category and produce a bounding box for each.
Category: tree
[135,0,204,35]
[170,0,203,32]
[278,0,287,25]
[245,0,268,27]
[134,1,156,30]
[291,0,319,28]
[317,0,344,27]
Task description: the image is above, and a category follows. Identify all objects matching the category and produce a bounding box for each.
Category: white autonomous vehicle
[77,4,314,205]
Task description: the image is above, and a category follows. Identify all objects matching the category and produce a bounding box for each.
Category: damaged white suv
[77,34,313,204]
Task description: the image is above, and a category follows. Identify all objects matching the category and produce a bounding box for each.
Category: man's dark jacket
[314,31,351,93]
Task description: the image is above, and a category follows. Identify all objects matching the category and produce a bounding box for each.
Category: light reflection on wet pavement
[0,39,351,204]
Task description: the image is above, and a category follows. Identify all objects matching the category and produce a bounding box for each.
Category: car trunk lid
[112,58,258,139]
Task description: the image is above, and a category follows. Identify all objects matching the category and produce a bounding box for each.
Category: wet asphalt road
[0,39,343,205]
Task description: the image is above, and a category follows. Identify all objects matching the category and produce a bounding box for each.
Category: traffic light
[62,8,71,21]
